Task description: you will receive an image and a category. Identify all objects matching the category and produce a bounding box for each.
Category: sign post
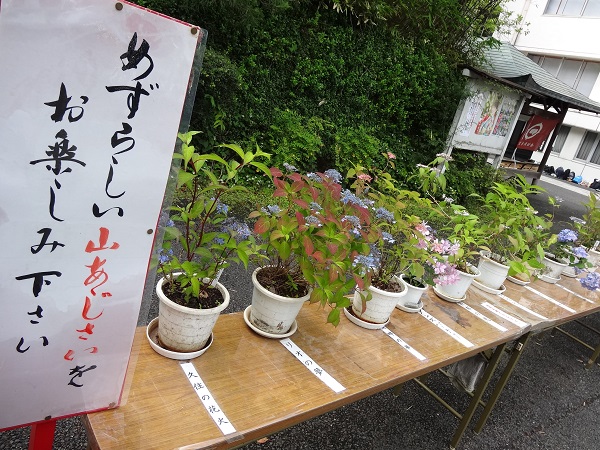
[0,0,204,432]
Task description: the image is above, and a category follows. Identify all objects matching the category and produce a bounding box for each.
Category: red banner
[516,114,560,151]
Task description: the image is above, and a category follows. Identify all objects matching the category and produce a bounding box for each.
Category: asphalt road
[2,175,600,450]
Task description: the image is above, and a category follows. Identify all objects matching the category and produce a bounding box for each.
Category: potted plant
[543,228,591,282]
[574,193,600,268]
[430,201,484,300]
[473,176,547,291]
[410,153,482,300]
[154,132,271,353]
[248,164,376,334]
[347,164,460,321]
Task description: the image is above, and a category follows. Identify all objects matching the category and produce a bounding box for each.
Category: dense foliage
[133,0,520,192]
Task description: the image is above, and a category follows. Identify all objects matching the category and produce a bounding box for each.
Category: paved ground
[2,175,600,450]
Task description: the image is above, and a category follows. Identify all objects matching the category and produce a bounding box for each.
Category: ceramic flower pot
[475,251,509,290]
[352,276,407,324]
[249,267,311,336]
[542,254,568,280]
[435,264,480,300]
[587,249,600,271]
[157,274,230,353]
[398,274,427,308]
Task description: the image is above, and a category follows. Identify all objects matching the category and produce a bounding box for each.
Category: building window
[552,125,571,154]
[575,131,600,164]
[527,54,600,96]
[545,0,600,17]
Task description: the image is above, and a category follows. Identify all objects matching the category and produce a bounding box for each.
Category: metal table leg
[473,332,532,434]
[449,342,508,450]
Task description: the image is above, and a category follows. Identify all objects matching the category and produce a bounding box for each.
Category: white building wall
[501,0,600,184]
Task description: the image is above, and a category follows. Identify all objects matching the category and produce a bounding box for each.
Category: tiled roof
[475,42,600,114]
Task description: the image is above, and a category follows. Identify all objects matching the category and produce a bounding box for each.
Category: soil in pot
[255,265,310,298]
[161,282,224,309]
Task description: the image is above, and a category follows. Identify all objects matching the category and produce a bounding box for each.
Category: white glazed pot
[352,276,407,324]
[436,264,480,299]
[250,268,311,335]
[399,274,427,307]
[587,249,600,271]
[476,252,509,290]
[157,275,229,353]
[543,254,568,280]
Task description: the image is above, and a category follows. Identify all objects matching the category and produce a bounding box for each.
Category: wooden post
[28,420,56,450]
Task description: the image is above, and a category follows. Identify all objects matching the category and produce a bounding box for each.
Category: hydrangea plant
[347,164,460,297]
[157,132,271,308]
[249,165,376,326]
[547,228,590,270]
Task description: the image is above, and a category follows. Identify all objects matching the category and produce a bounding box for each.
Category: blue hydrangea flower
[580,272,600,291]
[309,202,323,212]
[261,204,282,216]
[223,219,251,240]
[305,215,322,226]
[375,207,394,223]
[557,229,578,243]
[306,172,322,183]
[283,163,298,172]
[340,189,367,208]
[213,237,225,245]
[352,254,379,271]
[159,248,173,264]
[572,246,589,259]
[216,202,229,215]
[323,169,342,183]
[166,219,175,227]
[382,232,395,243]
[341,215,361,228]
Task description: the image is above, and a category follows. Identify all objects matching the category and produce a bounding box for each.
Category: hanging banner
[516,114,560,151]
[0,0,203,430]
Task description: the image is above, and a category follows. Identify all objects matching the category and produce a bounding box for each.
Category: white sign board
[449,78,524,156]
[0,0,201,429]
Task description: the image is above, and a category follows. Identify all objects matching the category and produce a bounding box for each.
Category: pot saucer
[395,299,423,313]
[472,279,506,295]
[562,270,578,278]
[432,286,466,303]
[507,275,530,286]
[540,274,561,284]
[343,307,389,330]
[243,305,298,339]
[146,317,213,360]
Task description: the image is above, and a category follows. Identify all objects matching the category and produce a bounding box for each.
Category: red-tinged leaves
[293,198,309,209]
[254,217,270,234]
[273,177,285,190]
[273,188,287,197]
[354,274,365,291]
[289,173,302,182]
[329,267,338,283]
[312,251,325,264]
[291,180,305,193]
[270,167,283,177]
[295,211,305,227]
[303,235,314,256]
[330,182,342,200]
[309,186,319,201]
[327,243,339,255]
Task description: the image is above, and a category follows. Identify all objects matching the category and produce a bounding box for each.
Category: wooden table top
[85,283,535,450]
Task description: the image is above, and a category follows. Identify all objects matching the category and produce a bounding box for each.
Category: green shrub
[444,151,504,206]
[267,110,329,173]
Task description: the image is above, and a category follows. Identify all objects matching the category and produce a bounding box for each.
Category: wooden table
[421,274,600,449]
[84,286,529,450]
